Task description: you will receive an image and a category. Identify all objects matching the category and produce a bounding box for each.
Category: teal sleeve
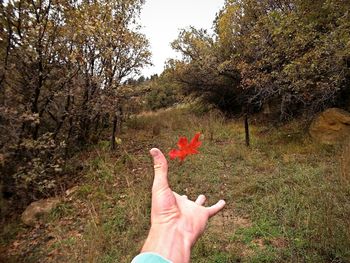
[131,252,172,263]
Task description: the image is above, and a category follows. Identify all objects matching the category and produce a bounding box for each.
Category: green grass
[2,107,350,262]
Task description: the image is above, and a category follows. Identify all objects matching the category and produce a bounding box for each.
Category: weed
[0,220,23,246]
[102,208,128,233]
[76,185,94,199]
[97,140,111,150]
[4,109,350,263]
[233,221,282,245]
[208,252,239,263]
[340,137,350,180]
[48,202,74,221]
[125,116,152,130]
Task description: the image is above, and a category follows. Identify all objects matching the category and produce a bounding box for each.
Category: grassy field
[2,107,350,263]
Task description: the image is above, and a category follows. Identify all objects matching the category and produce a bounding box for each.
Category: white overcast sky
[139,0,225,77]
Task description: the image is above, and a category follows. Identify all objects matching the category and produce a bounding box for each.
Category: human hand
[141,148,226,263]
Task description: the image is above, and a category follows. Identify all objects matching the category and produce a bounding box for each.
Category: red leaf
[177,137,188,149]
[169,132,202,161]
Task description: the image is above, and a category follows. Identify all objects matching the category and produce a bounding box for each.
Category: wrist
[141,223,191,263]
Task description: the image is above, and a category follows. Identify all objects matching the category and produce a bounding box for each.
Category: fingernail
[150,148,159,157]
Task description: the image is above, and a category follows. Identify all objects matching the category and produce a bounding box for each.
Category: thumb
[150,148,169,192]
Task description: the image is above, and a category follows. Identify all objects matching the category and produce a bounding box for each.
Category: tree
[169,0,350,145]
[171,0,350,120]
[0,0,151,205]
[169,27,241,112]
[64,0,151,149]
[215,0,350,119]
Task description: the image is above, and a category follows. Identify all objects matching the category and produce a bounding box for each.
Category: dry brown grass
[2,108,350,263]
[340,137,350,180]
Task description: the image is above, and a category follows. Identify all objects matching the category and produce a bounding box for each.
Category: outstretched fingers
[150,148,169,192]
[195,194,206,206]
[207,200,226,217]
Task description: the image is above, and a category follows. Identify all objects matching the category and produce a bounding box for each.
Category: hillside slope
[2,108,350,263]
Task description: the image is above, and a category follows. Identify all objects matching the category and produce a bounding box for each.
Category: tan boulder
[309,108,350,144]
[21,198,61,226]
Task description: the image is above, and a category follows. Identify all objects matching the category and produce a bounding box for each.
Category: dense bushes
[0,0,150,207]
[144,75,182,111]
[169,0,350,119]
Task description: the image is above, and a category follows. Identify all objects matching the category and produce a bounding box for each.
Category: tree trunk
[111,115,117,150]
[111,107,123,151]
[244,114,250,147]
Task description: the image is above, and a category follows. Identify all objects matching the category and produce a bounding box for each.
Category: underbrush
[2,108,349,262]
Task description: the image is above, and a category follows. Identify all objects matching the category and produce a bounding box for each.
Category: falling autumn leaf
[169,132,202,161]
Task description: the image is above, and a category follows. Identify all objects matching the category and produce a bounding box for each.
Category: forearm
[141,224,191,263]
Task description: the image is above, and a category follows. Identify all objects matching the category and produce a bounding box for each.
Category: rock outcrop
[21,198,61,226]
[309,108,350,144]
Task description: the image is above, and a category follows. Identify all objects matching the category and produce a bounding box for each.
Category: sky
[139,0,226,77]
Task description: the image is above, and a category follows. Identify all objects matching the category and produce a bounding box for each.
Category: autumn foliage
[0,0,150,205]
[169,132,202,161]
[168,0,350,118]
[1,0,350,216]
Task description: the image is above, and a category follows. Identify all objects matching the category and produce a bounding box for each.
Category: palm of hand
[152,188,209,245]
[150,149,225,247]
